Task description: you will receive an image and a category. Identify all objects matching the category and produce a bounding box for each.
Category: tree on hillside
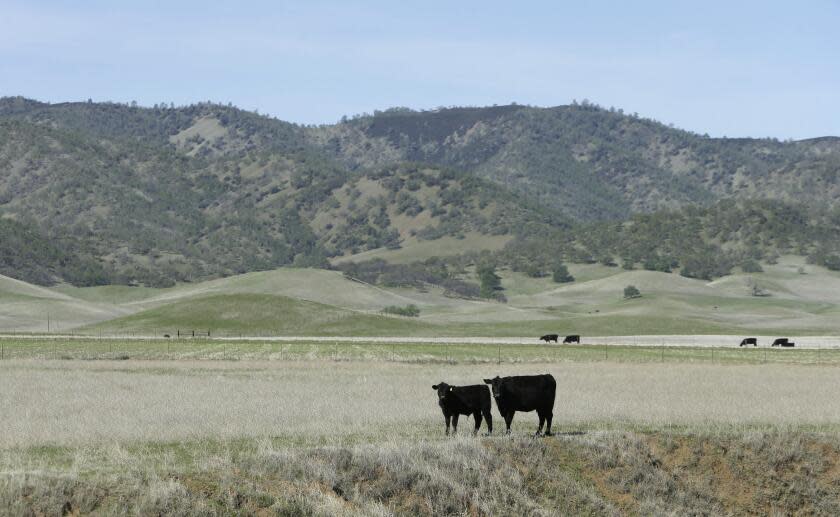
[623,285,641,299]
[741,259,763,273]
[477,263,502,299]
[552,263,574,283]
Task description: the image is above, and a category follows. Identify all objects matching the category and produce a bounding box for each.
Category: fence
[1,336,839,365]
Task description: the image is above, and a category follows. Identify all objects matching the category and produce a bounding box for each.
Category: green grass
[3,337,840,365]
[331,232,512,265]
[80,293,433,336]
[5,256,840,336]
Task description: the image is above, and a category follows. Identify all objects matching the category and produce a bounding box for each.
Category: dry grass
[2,431,840,515]
[4,359,840,514]
[3,360,840,449]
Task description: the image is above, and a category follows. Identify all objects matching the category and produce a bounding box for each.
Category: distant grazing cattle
[563,335,580,344]
[771,338,795,347]
[540,334,559,343]
[163,334,170,338]
[739,337,757,347]
[484,374,556,436]
[432,382,493,435]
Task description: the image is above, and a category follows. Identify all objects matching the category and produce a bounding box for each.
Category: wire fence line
[0,332,839,348]
[1,336,840,365]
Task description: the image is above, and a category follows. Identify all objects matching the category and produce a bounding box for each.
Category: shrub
[623,285,641,299]
[382,304,420,317]
[741,259,763,273]
[552,263,574,283]
[477,263,502,298]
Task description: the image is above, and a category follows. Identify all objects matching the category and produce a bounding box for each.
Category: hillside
[3,256,840,335]
[316,104,840,219]
[1,96,839,287]
[0,99,558,286]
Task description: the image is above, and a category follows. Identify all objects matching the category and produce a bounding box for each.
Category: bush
[822,254,840,271]
[623,285,641,299]
[552,263,574,283]
[477,263,502,298]
[382,304,420,317]
[741,259,763,273]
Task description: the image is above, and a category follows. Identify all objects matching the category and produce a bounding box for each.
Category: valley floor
[2,358,840,515]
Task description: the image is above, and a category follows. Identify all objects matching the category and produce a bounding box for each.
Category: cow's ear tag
[449,387,453,391]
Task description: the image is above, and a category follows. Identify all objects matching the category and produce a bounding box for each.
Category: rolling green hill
[1,256,838,335]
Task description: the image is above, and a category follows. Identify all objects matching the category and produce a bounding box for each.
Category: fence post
[498,344,501,365]
[1,342,4,360]
[604,343,608,361]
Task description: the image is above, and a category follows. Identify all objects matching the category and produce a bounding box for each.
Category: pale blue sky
[1,1,838,138]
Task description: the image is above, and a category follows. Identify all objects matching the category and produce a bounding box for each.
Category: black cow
[484,374,556,436]
[739,337,757,347]
[563,335,580,344]
[772,338,795,347]
[540,334,559,343]
[431,383,493,435]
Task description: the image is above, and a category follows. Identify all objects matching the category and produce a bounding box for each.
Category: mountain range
[1,96,838,287]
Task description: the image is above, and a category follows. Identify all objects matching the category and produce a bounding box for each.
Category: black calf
[432,383,493,435]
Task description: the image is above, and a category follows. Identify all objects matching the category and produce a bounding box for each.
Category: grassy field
[330,232,512,265]
[6,258,840,513]
[2,337,840,364]
[6,359,840,447]
[4,256,840,337]
[3,358,840,514]
[0,257,840,337]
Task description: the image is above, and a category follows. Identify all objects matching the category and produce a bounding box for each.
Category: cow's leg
[473,411,482,435]
[482,408,493,435]
[504,411,515,434]
[535,412,545,437]
[452,414,459,434]
[544,411,554,437]
[444,413,451,436]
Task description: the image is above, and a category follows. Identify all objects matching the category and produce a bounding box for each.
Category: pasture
[3,256,840,513]
[7,359,840,448]
[3,355,840,514]
[3,255,840,337]
[1,335,840,364]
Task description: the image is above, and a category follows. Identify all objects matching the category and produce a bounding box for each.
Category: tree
[477,263,501,298]
[552,263,574,283]
[524,263,544,278]
[822,254,840,271]
[623,285,641,299]
[741,259,763,273]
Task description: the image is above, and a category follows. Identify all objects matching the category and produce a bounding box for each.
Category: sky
[1,0,838,139]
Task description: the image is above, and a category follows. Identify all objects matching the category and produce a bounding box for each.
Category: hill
[1,96,839,288]
[3,256,840,335]
[0,99,559,286]
[316,103,840,219]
